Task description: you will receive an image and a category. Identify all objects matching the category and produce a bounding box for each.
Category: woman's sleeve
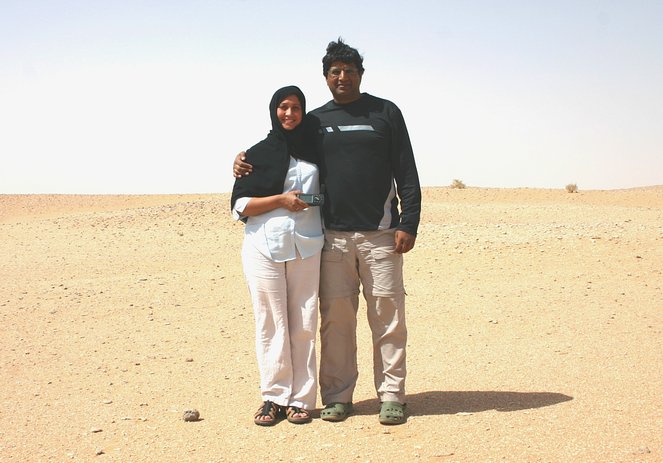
[232,197,252,222]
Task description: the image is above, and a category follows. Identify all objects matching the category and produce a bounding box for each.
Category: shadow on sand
[349,390,573,417]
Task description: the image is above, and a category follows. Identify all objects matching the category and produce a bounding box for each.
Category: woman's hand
[280,191,309,212]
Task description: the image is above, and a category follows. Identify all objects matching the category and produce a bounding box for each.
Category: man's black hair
[322,37,365,77]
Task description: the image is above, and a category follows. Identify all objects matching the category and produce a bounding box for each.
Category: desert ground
[1,187,661,462]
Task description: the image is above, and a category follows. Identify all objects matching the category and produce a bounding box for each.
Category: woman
[230,86,323,426]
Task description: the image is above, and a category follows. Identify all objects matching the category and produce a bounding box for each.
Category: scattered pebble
[183,409,200,422]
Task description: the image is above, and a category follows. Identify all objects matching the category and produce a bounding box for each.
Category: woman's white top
[233,156,324,263]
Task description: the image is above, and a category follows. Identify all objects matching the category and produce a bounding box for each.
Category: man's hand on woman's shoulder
[233,151,253,178]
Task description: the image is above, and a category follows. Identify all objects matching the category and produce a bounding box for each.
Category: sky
[1,0,662,194]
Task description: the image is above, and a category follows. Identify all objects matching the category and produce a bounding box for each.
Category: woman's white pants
[242,240,320,409]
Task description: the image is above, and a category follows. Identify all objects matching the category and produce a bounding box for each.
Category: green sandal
[379,401,406,425]
[320,402,353,422]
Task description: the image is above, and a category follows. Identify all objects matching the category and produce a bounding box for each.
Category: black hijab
[230,85,318,211]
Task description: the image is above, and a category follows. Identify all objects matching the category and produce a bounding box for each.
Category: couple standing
[230,38,421,426]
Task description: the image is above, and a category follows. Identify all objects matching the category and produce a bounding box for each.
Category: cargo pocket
[321,237,346,262]
[320,240,350,298]
[369,246,403,295]
[370,246,395,262]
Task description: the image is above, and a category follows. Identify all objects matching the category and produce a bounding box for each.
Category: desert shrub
[451,179,466,189]
[565,183,578,193]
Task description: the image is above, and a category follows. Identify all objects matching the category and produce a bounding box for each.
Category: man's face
[326,60,362,104]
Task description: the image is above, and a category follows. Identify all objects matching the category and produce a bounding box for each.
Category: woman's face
[276,95,303,130]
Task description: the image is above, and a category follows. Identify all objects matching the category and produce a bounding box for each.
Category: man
[234,38,421,425]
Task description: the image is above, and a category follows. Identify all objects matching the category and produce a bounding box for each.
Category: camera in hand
[296,194,324,206]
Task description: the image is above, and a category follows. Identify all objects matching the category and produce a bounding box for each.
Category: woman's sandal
[320,402,353,422]
[379,401,407,425]
[254,400,283,426]
[285,406,312,424]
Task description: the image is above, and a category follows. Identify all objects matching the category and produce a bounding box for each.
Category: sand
[1,187,661,462]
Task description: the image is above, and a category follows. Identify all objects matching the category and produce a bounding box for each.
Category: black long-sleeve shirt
[310,93,421,236]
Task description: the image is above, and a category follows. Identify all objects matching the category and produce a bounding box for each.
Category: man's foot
[253,401,283,426]
[379,401,406,425]
[320,402,353,422]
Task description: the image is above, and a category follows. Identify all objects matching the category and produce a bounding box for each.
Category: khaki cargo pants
[319,229,407,405]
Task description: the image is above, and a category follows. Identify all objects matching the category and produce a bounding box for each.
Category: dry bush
[565,183,578,193]
[451,179,466,189]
